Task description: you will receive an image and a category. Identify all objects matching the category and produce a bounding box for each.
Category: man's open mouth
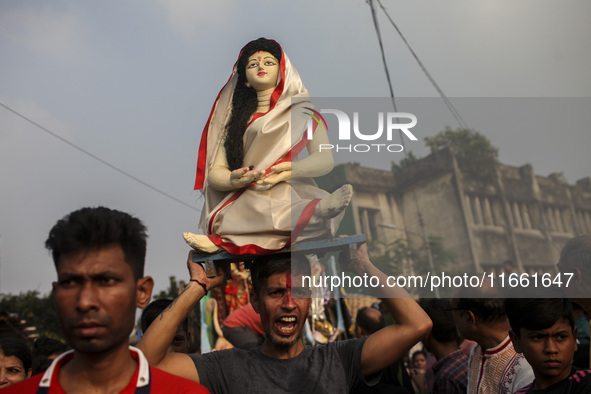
[275,316,297,334]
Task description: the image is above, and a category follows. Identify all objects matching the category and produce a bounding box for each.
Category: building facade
[317,148,591,275]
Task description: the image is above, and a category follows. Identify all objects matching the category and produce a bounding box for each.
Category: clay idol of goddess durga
[183,38,352,254]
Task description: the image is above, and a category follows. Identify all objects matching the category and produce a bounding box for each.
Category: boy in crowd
[506,297,591,393]
[141,299,191,353]
[451,284,534,393]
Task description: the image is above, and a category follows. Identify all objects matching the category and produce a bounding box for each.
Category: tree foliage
[153,276,186,300]
[368,238,419,276]
[0,291,63,341]
[391,151,419,173]
[424,127,498,178]
[369,235,457,277]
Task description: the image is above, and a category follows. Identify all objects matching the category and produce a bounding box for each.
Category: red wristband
[190,279,208,294]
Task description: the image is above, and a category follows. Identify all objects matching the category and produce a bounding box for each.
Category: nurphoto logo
[304,107,418,153]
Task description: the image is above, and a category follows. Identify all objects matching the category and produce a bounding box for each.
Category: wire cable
[0,101,199,212]
[375,0,470,130]
[367,0,408,154]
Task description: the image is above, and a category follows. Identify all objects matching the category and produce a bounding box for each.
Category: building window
[512,202,523,228]
[520,203,532,230]
[466,195,505,227]
[578,210,591,233]
[502,201,536,230]
[358,207,380,241]
[545,206,556,231]
[543,205,574,234]
[491,198,505,227]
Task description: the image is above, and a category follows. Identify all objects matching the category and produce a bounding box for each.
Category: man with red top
[222,303,265,350]
[5,207,208,393]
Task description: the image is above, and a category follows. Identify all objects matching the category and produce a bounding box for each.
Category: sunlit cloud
[0,4,87,63]
[155,0,236,43]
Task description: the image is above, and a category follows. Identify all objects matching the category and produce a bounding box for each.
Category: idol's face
[245,51,279,91]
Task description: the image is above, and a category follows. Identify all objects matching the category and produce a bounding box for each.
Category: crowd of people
[0,206,588,393]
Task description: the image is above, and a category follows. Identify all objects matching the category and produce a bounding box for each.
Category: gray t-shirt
[190,338,370,393]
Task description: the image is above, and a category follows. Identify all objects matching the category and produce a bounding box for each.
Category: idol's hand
[229,167,265,188]
[257,162,292,185]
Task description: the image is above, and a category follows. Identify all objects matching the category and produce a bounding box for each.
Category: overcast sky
[1,0,590,296]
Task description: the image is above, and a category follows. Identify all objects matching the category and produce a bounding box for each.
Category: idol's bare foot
[316,184,353,219]
[182,232,222,254]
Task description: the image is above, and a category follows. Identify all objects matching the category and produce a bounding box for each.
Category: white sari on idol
[192,43,342,254]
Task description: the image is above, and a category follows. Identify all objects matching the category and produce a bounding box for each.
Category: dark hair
[32,355,53,375]
[45,207,147,279]
[453,298,506,323]
[0,337,32,372]
[32,336,69,358]
[558,235,591,275]
[224,38,283,171]
[453,280,507,323]
[141,298,189,333]
[506,298,575,338]
[419,298,458,343]
[355,307,385,335]
[250,252,310,298]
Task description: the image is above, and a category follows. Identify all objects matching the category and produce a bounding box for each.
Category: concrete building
[317,148,591,276]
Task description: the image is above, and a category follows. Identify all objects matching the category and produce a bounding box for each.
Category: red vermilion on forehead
[285,272,292,304]
[258,56,261,61]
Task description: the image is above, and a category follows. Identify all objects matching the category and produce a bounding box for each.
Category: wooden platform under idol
[192,234,367,277]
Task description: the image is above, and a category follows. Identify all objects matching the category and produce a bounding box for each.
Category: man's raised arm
[346,244,432,377]
[137,250,225,382]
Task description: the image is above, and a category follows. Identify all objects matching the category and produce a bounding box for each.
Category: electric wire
[0,101,199,212]
[375,0,470,130]
[367,0,407,154]
[367,0,446,284]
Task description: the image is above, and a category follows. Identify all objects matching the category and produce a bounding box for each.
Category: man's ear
[465,310,476,326]
[250,291,260,314]
[354,325,362,338]
[573,267,584,284]
[509,330,522,353]
[573,327,578,352]
[136,276,154,309]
